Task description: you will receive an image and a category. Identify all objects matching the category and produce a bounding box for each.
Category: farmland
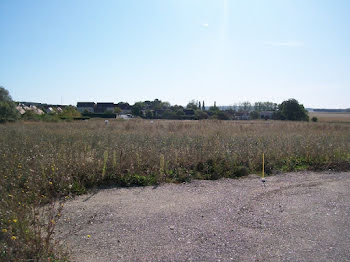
[309,112,350,123]
[1,119,350,260]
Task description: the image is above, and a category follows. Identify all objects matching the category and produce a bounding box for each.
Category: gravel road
[56,171,350,262]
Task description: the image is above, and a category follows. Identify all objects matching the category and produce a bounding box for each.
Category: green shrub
[0,87,20,123]
[232,166,250,177]
[276,99,309,121]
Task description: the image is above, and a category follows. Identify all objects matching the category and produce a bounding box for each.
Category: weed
[0,119,349,260]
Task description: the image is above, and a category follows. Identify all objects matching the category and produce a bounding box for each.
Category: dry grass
[1,119,350,261]
[309,112,350,123]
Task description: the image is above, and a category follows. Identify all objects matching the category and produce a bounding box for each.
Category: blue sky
[1,0,349,108]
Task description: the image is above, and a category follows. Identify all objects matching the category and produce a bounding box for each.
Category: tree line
[0,87,82,122]
[0,86,309,122]
[124,98,309,121]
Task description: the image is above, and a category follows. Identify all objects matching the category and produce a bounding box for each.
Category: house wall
[260,111,273,119]
[121,109,132,114]
[77,107,94,113]
[95,106,114,113]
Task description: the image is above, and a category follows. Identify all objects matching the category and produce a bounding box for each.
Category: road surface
[56,171,350,261]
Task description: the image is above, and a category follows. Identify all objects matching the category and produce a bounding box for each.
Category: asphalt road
[56,171,350,262]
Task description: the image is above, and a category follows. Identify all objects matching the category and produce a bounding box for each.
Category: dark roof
[96,103,114,107]
[77,102,95,107]
[116,103,131,110]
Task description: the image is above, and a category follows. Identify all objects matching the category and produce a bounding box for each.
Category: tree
[202,101,205,111]
[175,108,185,118]
[225,108,236,119]
[152,99,162,110]
[0,87,12,102]
[162,110,176,119]
[131,102,144,117]
[254,102,263,112]
[277,99,309,121]
[264,102,278,111]
[254,101,277,112]
[195,110,208,120]
[22,110,40,121]
[208,104,220,114]
[0,86,19,123]
[250,111,259,120]
[145,110,153,119]
[60,106,81,119]
[240,101,252,112]
[186,100,199,110]
[217,111,230,120]
[116,102,131,110]
[161,101,171,109]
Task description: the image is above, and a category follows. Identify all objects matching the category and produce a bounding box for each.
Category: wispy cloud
[202,23,209,27]
[264,41,304,47]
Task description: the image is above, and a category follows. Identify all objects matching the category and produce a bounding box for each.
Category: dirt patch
[56,172,350,261]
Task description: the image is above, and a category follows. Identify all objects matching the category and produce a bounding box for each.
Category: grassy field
[1,119,350,261]
[309,112,350,123]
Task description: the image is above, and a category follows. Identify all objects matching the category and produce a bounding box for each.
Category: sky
[1,0,349,108]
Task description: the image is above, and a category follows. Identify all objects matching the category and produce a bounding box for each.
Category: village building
[95,103,115,114]
[260,111,274,120]
[115,102,132,114]
[77,102,95,113]
[235,111,250,120]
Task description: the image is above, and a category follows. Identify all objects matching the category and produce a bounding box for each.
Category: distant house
[95,103,115,114]
[235,111,250,120]
[183,109,195,116]
[32,106,44,115]
[116,102,132,114]
[44,106,63,114]
[260,111,274,120]
[16,105,26,115]
[16,104,44,115]
[77,102,95,113]
[46,107,55,114]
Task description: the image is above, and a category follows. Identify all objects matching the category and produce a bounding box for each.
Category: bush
[0,87,19,123]
[21,110,41,121]
[40,114,61,122]
[0,101,19,123]
[250,111,259,120]
[217,111,230,120]
[82,113,116,118]
[277,99,309,121]
[195,110,209,120]
[232,166,249,177]
[59,106,81,119]
[311,117,318,122]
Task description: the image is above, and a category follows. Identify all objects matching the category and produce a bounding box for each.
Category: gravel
[55,171,350,262]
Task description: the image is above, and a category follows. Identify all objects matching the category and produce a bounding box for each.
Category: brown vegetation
[309,112,350,123]
[1,119,350,260]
